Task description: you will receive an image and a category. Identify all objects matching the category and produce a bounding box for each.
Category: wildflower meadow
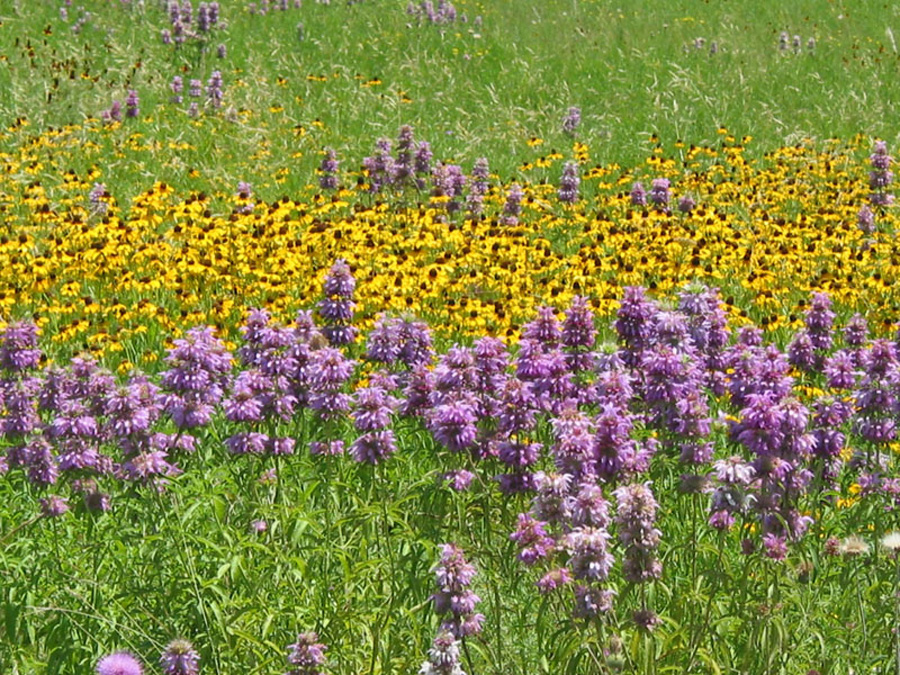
[5,1,900,673]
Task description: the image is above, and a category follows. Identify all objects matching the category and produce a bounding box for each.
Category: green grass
[2,0,900,201]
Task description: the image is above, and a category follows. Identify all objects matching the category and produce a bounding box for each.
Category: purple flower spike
[558,161,580,203]
[40,495,70,517]
[318,148,339,190]
[286,631,328,675]
[318,259,358,346]
[573,585,616,618]
[858,205,876,233]
[170,76,184,103]
[510,512,555,565]
[443,469,475,491]
[762,532,788,561]
[678,193,696,213]
[536,567,572,593]
[0,321,42,372]
[160,639,199,675]
[614,482,662,583]
[630,182,647,206]
[501,183,523,225]
[562,106,581,135]
[419,630,465,675]
[431,543,483,638]
[466,156,490,215]
[566,526,614,582]
[207,70,223,108]
[125,90,139,118]
[160,326,232,432]
[869,140,894,206]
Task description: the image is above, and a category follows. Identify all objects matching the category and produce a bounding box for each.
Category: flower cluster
[285,632,328,675]
[318,259,358,346]
[869,140,894,206]
[407,0,463,25]
[430,543,484,638]
[161,0,222,46]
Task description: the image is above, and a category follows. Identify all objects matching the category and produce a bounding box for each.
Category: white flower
[839,535,870,557]
[881,531,900,551]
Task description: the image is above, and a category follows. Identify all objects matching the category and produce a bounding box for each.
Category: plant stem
[895,554,900,675]
[462,635,476,675]
[855,563,867,656]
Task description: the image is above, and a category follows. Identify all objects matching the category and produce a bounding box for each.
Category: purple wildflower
[510,512,555,565]
[419,630,465,675]
[762,533,788,561]
[677,193,696,213]
[614,482,662,583]
[615,286,656,367]
[432,163,466,213]
[573,585,616,618]
[843,313,869,349]
[428,396,478,453]
[443,469,475,491]
[869,140,894,206]
[160,326,232,430]
[633,609,662,632]
[207,70,223,108]
[0,321,42,372]
[362,138,395,192]
[160,639,199,675]
[562,106,581,136]
[350,429,397,464]
[171,76,184,104]
[536,567,572,593]
[561,296,596,373]
[40,495,70,517]
[125,90,139,118]
[392,125,416,185]
[630,182,647,206]
[309,439,345,456]
[431,543,483,638]
[550,408,595,479]
[308,346,353,420]
[467,156,490,216]
[197,2,210,31]
[97,652,143,675]
[318,259,358,346]
[414,141,433,184]
[648,178,670,208]
[568,481,610,528]
[858,205,876,233]
[566,526,614,582]
[824,349,857,389]
[501,183,523,225]
[286,632,328,675]
[318,148,339,190]
[104,100,122,122]
[558,161,580,203]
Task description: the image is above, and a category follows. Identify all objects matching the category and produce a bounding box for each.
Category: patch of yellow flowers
[1,120,898,364]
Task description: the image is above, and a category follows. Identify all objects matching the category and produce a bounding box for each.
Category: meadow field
[4,1,900,673]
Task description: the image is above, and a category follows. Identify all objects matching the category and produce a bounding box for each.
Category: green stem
[895,554,900,675]
[593,617,610,675]
[0,513,39,546]
[686,531,725,670]
[855,563,867,657]
[462,635,476,675]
